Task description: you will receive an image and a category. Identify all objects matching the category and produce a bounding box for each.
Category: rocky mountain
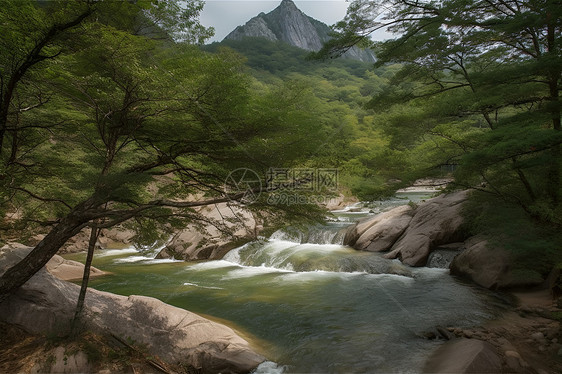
[224,0,375,63]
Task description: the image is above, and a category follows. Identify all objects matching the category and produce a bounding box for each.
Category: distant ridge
[223,0,375,63]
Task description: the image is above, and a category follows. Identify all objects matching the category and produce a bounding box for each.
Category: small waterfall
[269,222,350,245]
[222,240,412,276]
[103,242,182,264]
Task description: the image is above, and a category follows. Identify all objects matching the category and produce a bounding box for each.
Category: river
[66,192,509,373]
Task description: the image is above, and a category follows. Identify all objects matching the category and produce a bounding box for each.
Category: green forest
[0,0,561,373]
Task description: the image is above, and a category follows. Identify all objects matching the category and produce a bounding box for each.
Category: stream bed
[67,192,509,373]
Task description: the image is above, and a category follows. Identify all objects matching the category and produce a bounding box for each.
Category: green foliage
[203,38,371,79]
[203,37,429,199]
[0,0,333,248]
[463,191,562,276]
[301,0,562,275]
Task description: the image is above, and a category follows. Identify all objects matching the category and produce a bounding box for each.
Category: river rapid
[67,192,509,373]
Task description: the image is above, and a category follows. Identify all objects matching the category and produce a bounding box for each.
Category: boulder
[59,226,135,254]
[423,339,502,373]
[384,191,469,266]
[343,205,414,249]
[1,244,107,282]
[0,247,265,373]
[46,254,108,281]
[322,193,358,211]
[426,243,465,269]
[343,205,414,251]
[450,236,544,289]
[158,203,258,261]
[344,191,469,267]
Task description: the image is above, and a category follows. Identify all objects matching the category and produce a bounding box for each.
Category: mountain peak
[223,1,375,62]
[280,0,297,7]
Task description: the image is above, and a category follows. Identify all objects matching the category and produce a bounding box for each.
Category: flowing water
[68,192,509,373]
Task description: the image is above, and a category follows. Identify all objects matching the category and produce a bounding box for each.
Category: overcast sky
[200,0,353,43]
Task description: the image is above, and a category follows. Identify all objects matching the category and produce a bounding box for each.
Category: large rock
[345,191,469,267]
[450,236,544,289]
[1,244,108,282]
[384,191,469,266]
[423,338,502,373]
[344,205,414,252]
[158,203,258,261]
[0,247,265,373]
[323,193,358,211]
[46,254,108,281]
[30,226,136,254]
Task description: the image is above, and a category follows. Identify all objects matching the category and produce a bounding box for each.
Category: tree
[319,0,561,222]
[0,0,326,301]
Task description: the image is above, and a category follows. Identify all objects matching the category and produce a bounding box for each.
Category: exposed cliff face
[227,15,278,42]
[224,0,375,63]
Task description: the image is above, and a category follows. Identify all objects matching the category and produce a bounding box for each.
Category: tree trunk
[71,225,99,334]
[0,199,95,303]
[546,10,561,206]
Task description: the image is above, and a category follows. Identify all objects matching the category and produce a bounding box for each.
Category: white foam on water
[183,282,224,290]
[263,240,302,252]
[113,256,182,264]
[142,258,183,264]
[253,361,286,374]
[97,248,139,257]
[276,269,357,282]
[363,272,416,285]
[269,230,301,243]
[275,270,414,285]
[411,267,449,279]
[113,255,151,263]
[223,264,293,279]
[186,260,240,271]
[292,242,350,252]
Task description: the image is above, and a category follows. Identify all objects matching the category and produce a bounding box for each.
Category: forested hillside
[317,0,562,275]
[208,0,562,277]
[204,38,447,199]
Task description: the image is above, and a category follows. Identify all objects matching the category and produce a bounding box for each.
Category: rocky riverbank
[343,189,562,373]
[13,202,261,262]
[422,290,562,373]
[344,190,549,289]
[0,244,265,373]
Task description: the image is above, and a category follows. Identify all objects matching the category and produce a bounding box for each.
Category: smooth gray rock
[46,254,108,281]
[0,247,265,373]
[158,202,258,261]
[1,244,108,281]
[384,191,469,266]
[423,339,502,373]
[345,191,469,267]
[344,205,414,251]
[450,236,544,289]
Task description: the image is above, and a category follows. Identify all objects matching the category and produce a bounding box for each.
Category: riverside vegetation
[0,0,561,373]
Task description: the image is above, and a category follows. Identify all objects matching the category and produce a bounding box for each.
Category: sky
[200,0,353,43]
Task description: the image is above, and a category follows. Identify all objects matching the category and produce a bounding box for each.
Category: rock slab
[0,247,265,373]
[450,236,544,289]
[158,202,258,261]
[46,254,108,281]
[423,339,502,373]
